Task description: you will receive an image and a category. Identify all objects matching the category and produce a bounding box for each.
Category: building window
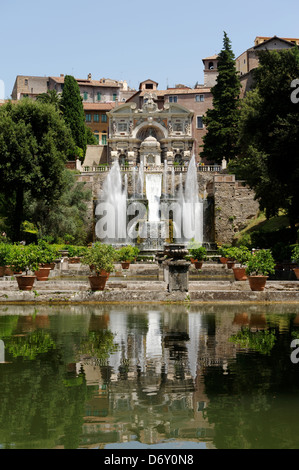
[196,116,204,129]
[85,114,91,122]
[83,92,88,101]
[169,96,178,103]
[113,93,117,101]
[101,114,107,123]
[195,94,204,102]
[97,92,101,101]
[94,114,99,122]
[102,133,107,145]
[24,79,28,86]
[94,131,99,143]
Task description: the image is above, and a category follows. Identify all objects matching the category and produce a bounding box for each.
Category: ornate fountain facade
[87,92,259,250]
[107,92,194,167]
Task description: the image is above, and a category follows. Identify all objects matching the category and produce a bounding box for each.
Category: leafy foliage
[230,48,299,242]
[0,100,75,241]
[60,75,87,161]
[201,32,241,163]
[292,245,299,265]
[229,328,276,355]
[26,169,92,244]
[116,245,139,262]
[7,244,41,274]
[188,242,207,261]
[245,249,276,276]
[82,242,117,274]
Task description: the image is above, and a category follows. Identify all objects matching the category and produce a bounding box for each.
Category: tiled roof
[253,36,297,49]
[50,76,120,87]
[83,102,116,111]
[164,87,211,95]
[255,35,299,42]
[202,55,218,60]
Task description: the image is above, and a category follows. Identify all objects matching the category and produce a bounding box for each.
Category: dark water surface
[1,303,299,449]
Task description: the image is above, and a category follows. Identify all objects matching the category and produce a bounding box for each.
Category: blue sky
[1,0,299,98]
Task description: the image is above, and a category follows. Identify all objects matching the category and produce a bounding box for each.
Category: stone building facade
[236,36,299,97]
[107,92,194,166]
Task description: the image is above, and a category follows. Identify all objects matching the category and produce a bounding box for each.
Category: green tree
[27,169,92,244]
[60,75,87,161]
[36,89,62,112]
[201,32,241,164]
[86,125,98,145]
[230,47,299,242]
[0,100,75,241]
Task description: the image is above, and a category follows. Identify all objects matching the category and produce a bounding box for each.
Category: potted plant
[245,249,276,291]
[9,244,40,291]
[222,246,238,269]
[65,245,88,263]
[292,245,299,279]
[217,244,231,264]
[34,240,60,281]
[82,243,116,291]
[232,246,251,281]
[116,245,137,269]
[188,244,207,269]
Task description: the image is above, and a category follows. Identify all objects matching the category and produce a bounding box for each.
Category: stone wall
[213,174,259,245]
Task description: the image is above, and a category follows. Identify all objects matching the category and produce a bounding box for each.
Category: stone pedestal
[164,259,190,292]
[163,243,190,292]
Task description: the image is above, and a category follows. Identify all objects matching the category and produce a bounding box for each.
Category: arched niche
[133,122,167,141]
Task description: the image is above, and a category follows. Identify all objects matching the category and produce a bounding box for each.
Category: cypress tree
[201,32,241,164]
[61,75,87,161]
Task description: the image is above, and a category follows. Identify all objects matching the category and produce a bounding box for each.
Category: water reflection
[0,303,299,449]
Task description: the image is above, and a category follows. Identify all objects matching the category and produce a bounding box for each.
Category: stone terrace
[0,261,298,304]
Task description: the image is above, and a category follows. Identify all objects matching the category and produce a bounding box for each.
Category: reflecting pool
[1,303,299,449]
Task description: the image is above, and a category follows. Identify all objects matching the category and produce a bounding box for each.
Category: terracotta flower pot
[4,266,13,276]
[88,274,108,291]
[68,257,81,264]
[16,275,36,291]
[249,313,267,329]
[220,257,228,264]
[248,275,268,291]
[41,263,55,270]
[293,268,299,280]
[232,267,247,281]
[194,260,203,269]
[34,266,51,281]
[0,266,5,277]
[121,261,131,269]
[233,313,249,326]
[226,259,235,269]
[90,266,110,278]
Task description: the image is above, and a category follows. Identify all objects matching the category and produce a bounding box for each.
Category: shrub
[116,245,139,263]
[291,245,299,266]
[8,244,40,274]
[188,244,207,261]
[0,243,12,266]
[245,249,276,276]
[82,243,116,274]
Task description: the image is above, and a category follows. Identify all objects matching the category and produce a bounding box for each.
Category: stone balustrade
[82,164,222,173]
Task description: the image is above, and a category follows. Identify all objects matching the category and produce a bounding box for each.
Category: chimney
[88,73,92,81]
